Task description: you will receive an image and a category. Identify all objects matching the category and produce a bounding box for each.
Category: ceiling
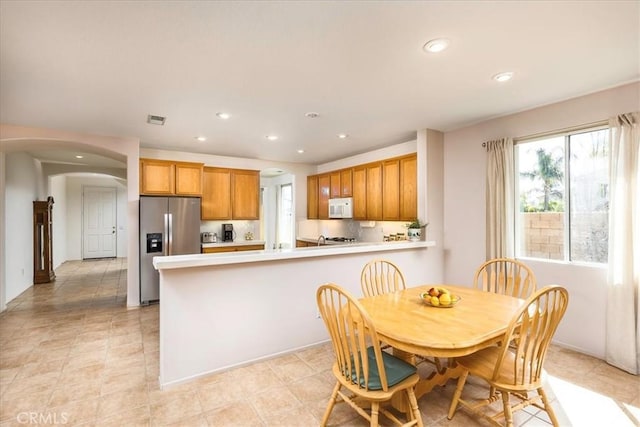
[1,1,638,167]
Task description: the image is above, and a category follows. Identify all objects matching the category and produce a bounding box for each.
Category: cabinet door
[383,159,400,220]
[340,169,353,197]
[201,167,232,220]
[307,175,318,219]
[329,171,341,198]
[366,163,383,220]
[317,174,330,219]
[232,169,260,219]
[352,166,367,220]
[140,159,175,195]
[399,154,418,220]
[175,162,203,196]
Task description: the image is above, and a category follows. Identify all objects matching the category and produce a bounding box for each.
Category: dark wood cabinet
[33,197,55,284]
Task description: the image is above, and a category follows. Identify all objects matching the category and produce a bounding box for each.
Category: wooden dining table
[358,284,525,410]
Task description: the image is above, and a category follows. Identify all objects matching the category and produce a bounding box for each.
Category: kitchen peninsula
[153,240,435,388]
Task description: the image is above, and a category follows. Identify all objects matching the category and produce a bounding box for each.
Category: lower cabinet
[202,244,265,254]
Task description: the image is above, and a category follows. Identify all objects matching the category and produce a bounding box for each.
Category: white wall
[443,81,640,358]
[65,176,128,260]
[0,152,6,311]
[49,175,67,268]
[4,152,40,302]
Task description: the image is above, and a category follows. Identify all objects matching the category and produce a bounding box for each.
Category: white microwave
[329,197,353,219]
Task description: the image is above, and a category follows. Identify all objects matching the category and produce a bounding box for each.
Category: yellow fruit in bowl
[439,293,452,306]
[430,296,440,306]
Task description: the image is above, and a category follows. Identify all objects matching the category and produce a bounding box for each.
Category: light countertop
[154,240,435,270]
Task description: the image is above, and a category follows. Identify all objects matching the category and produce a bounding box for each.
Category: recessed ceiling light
[493,72,514,82]
[75,155,84,159]
[305,112,319,118]
[297,149,305,154]
[338,134,349,139]
[423,38,450,53]
[266,135,279,141]
[195,136,207,142]
[216,112,231,120]
[147,114,166,125]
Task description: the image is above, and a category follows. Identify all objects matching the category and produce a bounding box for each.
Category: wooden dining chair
[316,283,424,427]
[473,258,537,300]
[361,259,406,297]
[447,285,569,427]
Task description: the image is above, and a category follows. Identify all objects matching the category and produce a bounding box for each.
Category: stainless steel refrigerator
[139,196,201,304]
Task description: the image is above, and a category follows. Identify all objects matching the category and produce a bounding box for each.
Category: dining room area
[1,257,638,426]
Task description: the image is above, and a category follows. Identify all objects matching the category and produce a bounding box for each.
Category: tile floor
[0,258,638,426]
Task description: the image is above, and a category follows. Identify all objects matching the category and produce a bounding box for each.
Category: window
[515,127,609,263]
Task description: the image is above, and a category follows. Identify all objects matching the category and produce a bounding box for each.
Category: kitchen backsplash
[297,219,416,242]
[200,220,260,241]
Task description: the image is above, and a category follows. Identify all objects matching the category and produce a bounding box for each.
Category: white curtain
[605,112,640,375]
[485,138,514,260]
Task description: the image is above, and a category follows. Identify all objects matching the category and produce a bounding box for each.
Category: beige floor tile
[203,400,264,427]
[150,389,203,425]
[95,404,151,427]
[96,384,149,419]
[248,385,303,419]
[45,397,100,425]
[47,378,103,407]
[261,404,320,426]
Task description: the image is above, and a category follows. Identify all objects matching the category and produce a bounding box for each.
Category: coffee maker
[222,223,234,242]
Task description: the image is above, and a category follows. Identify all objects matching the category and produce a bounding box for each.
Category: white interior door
[83,186,117,259]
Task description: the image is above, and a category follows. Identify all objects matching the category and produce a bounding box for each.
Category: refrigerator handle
[167,213,173,255]
[163,213,170,256]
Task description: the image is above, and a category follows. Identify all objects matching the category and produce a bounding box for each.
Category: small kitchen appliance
[222,223,234,242]
[201,232,217,243]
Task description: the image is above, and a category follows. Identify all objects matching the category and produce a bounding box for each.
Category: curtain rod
[481,119,609,147]
[514,119,609,143]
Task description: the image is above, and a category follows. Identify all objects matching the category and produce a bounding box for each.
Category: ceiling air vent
[147,114,166,125]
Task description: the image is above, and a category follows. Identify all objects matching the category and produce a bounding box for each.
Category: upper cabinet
[340,169,353,197]
[140,158,203,196]
[307,153,417,221]
[318,174,331,219]
[307,175,318,219]
[232,169,260,220]
[399,154,417,220]
[201,167,259,220]
[201,167,232,220]
[352,166,367,220]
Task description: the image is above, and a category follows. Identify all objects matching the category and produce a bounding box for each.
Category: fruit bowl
[419,289,461,308]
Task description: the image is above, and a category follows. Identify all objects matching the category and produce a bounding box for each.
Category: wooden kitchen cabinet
[352,166,367,220]
[399,154,417,220]
[329,171,341,198]
[140,158,203,196]
[382,154,417,221]
[140,159,175,194]
[232,169,260,220]
[201,167,232,220]
[306,153,416,221]
[318,174,331,219]
[340,169,352,197]
[366,162,383,220]
[175,162,204,196]
[307,175,318,219]
[201,167,259,220]
[383,159,400,220]
[202,244,264,253]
